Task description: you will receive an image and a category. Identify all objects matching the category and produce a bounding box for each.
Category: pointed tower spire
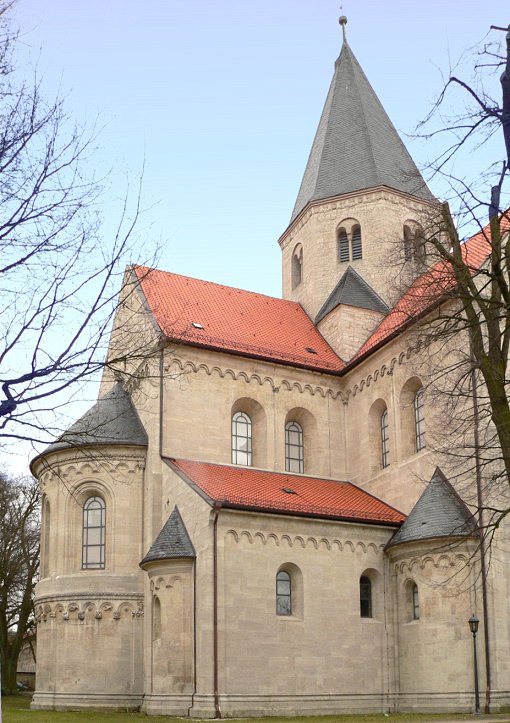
[290,21,435,222]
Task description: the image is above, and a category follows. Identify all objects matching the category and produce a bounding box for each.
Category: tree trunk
[1,651,18,694]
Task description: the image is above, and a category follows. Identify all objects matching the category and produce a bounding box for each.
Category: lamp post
[468,614,481,715]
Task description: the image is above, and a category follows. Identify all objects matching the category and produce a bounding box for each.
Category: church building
[30,17,510,718]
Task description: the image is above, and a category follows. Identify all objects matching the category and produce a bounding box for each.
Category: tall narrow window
[403,225,413,261]
[153,596,161,641]
[291,244,303,289]
[414,388,425,451]
[338,229,349,262]
[42,497,50,578]
[412,583,420,620]
[232,411,252,466]
[276,570,291,616]
[381,408,390,468]
[82,496,106,570]
[351,225,362,260]
[360,576,372,618]
[285,421,304,473]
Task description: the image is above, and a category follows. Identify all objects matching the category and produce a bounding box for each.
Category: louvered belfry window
[351,226,362,260]
[338,229,350,262]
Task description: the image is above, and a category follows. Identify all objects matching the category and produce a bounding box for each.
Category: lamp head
[468,614,479,634]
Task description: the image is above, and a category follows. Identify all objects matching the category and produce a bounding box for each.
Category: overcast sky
[7,0,508,474]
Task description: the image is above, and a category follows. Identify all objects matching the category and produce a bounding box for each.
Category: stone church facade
[30,20,510,718]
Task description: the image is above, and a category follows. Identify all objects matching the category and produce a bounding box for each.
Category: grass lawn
[0,696,501,723]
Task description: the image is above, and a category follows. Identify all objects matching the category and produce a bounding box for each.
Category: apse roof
[140,506,195,566]
[166,458,405,526]
[41,383,148,455]
[134,265,345,373]
[291,39,435,223]
[315,266,390,323]
[387,469,477,548]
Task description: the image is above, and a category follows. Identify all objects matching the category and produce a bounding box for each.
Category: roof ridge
[134,264,298,306]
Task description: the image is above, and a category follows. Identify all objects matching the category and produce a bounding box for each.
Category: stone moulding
[225,528,385,553]
[34,595,144,624]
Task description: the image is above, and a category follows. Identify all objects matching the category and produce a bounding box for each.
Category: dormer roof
[315,266,390,323]
[387,468,477,548]
[291,39,435,223]
[140,506,196,567]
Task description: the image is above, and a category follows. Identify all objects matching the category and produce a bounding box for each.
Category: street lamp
[468,614,481,715]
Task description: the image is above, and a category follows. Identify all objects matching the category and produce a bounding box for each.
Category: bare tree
[0,2,158,454]
[386,24,510,536]
[0,475,39,694]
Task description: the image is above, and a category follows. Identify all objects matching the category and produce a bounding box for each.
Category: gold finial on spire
[339,14,348,42]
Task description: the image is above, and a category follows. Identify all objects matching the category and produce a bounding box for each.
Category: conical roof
[140,506,196,566]
[387,468,477,548]
[291,38,435,222]
[41,382,148,454]
[315,266,389,323]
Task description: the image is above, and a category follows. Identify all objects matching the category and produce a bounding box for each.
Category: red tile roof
[134,266,345,372]
[351,220,503,365]
[167,458,405,525]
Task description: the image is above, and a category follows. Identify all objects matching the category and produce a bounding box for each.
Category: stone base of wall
[191,693,388,718]
[141,694,193,716]
[31,692,142,711]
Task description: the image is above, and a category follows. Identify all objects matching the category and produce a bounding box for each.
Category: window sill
[277,615,303,623]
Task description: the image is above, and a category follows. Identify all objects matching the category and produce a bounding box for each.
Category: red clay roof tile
[134,266,345,372]
[167,458,405,525]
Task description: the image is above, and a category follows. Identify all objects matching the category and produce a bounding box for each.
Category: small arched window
[285,421,304,473]
[412,583,420,620]
[232,411,252,466]
[414,388,425,451]
[360,576,372,618]
[403,221,425,263]
[291,244,303,289]
[351,225,362,260]
[276,570,291,616]
[338,228,349,263]
[82,496,106,570]
[153,596,161,641]
[381,408,390,468]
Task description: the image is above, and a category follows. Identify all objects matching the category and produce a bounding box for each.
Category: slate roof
[166,458,405,526]
[41,383,148,454]
[315,266,389,323]
[387,469,477,548]
[134,266,345,373]
[140,506,195,566]
[291,40,435,223]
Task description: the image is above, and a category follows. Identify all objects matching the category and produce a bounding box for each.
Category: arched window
[276,570,291,616]
[351,225,362,260]
[232,411,252,466]
[381,408,390,468]
[412,583,420,620]
[82,496,106,569]
[338,228,349,263]
[291,244,303,289]
[414,388,425,451]
[285,421,304,473]
[153,596,161,641]
[403,221,425,263]
[360,576,372,618]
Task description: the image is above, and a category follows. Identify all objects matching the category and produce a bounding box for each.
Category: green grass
[1,696,506,723]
